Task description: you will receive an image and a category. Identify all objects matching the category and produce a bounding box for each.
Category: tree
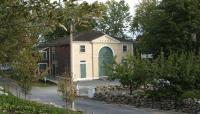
[0,0,60,64]
[132,0,200,55]
[45,1,107,41]
[163,52,200,91]
[95,0,131,38]
[107,55,151,94]
[58,73,76,110]
[131,0,160,54]
[147,51,200,102]
[12,48,40,99]
[107,50,200,99]
[0,0,60,96]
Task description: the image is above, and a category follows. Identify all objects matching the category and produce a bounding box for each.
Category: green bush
[132,90,146,97]
[0,95,81,114]
[182,90,200,99]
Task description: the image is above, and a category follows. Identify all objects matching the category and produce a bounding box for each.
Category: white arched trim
[97,45,115,57]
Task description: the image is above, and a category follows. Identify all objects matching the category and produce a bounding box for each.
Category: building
[37,38,70,79]
[38,31,134,81]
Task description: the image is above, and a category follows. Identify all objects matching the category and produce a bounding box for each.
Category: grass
[0,95,82,114]
[32,79,57,87]
[0,111,6,114]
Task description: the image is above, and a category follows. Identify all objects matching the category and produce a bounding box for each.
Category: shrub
[182,90,200,99]
[0,95,81,114]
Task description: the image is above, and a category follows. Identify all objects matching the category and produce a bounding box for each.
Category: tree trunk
[143,83,146,91]
[25,92,27,100]
[152,86,156,108]
[71,101,75,111]
[70,22,73,77]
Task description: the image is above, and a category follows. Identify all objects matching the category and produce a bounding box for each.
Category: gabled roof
[41,31,133,47]
[73,31,105,41]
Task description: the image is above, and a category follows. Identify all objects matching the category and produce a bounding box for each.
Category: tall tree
[12,48,40,99]
[0,0,60,64]
[95,0,131,38]
[45,1,106,41]
[0,0,60,94]
[132,0,200,55]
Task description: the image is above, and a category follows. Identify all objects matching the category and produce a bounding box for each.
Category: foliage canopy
[132,0,200,55]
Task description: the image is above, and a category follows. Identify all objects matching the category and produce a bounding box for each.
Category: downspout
[91,42,94,79]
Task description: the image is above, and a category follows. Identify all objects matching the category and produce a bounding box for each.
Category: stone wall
[93,85,200,113]
[93,92,176,110]
[95,85,129,94]
[182,99,200,113]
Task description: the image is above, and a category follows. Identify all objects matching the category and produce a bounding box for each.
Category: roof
[42,31,133,47]
[45,36,70,47]
[113,37,133,42]
[74,31,133,42]
[73,31,105,41]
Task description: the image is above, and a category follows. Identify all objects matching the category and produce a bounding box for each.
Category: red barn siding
[55,45,70,75]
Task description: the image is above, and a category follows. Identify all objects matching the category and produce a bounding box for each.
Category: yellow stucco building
[71,31,134,81]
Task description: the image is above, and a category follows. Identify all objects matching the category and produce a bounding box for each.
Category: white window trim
[97,45,115,57]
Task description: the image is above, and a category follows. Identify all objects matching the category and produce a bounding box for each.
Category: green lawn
[0,111,6,114]
[0,95,81,114]
[32,79,57,87]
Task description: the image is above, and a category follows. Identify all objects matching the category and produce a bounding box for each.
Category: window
[52,52,56,61]
[123,45,128,52]
[42,51,47,60]
[80,45,85,52]
[80,61,86,78]
[39,63,47,72]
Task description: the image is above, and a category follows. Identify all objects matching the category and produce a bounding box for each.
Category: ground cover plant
[0,95,81,114]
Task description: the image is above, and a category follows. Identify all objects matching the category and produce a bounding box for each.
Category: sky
[78,0,139,15]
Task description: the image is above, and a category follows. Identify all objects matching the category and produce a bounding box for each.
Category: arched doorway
[99,47,113,77]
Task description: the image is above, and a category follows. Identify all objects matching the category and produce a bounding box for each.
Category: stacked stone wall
[93,85,200,113]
